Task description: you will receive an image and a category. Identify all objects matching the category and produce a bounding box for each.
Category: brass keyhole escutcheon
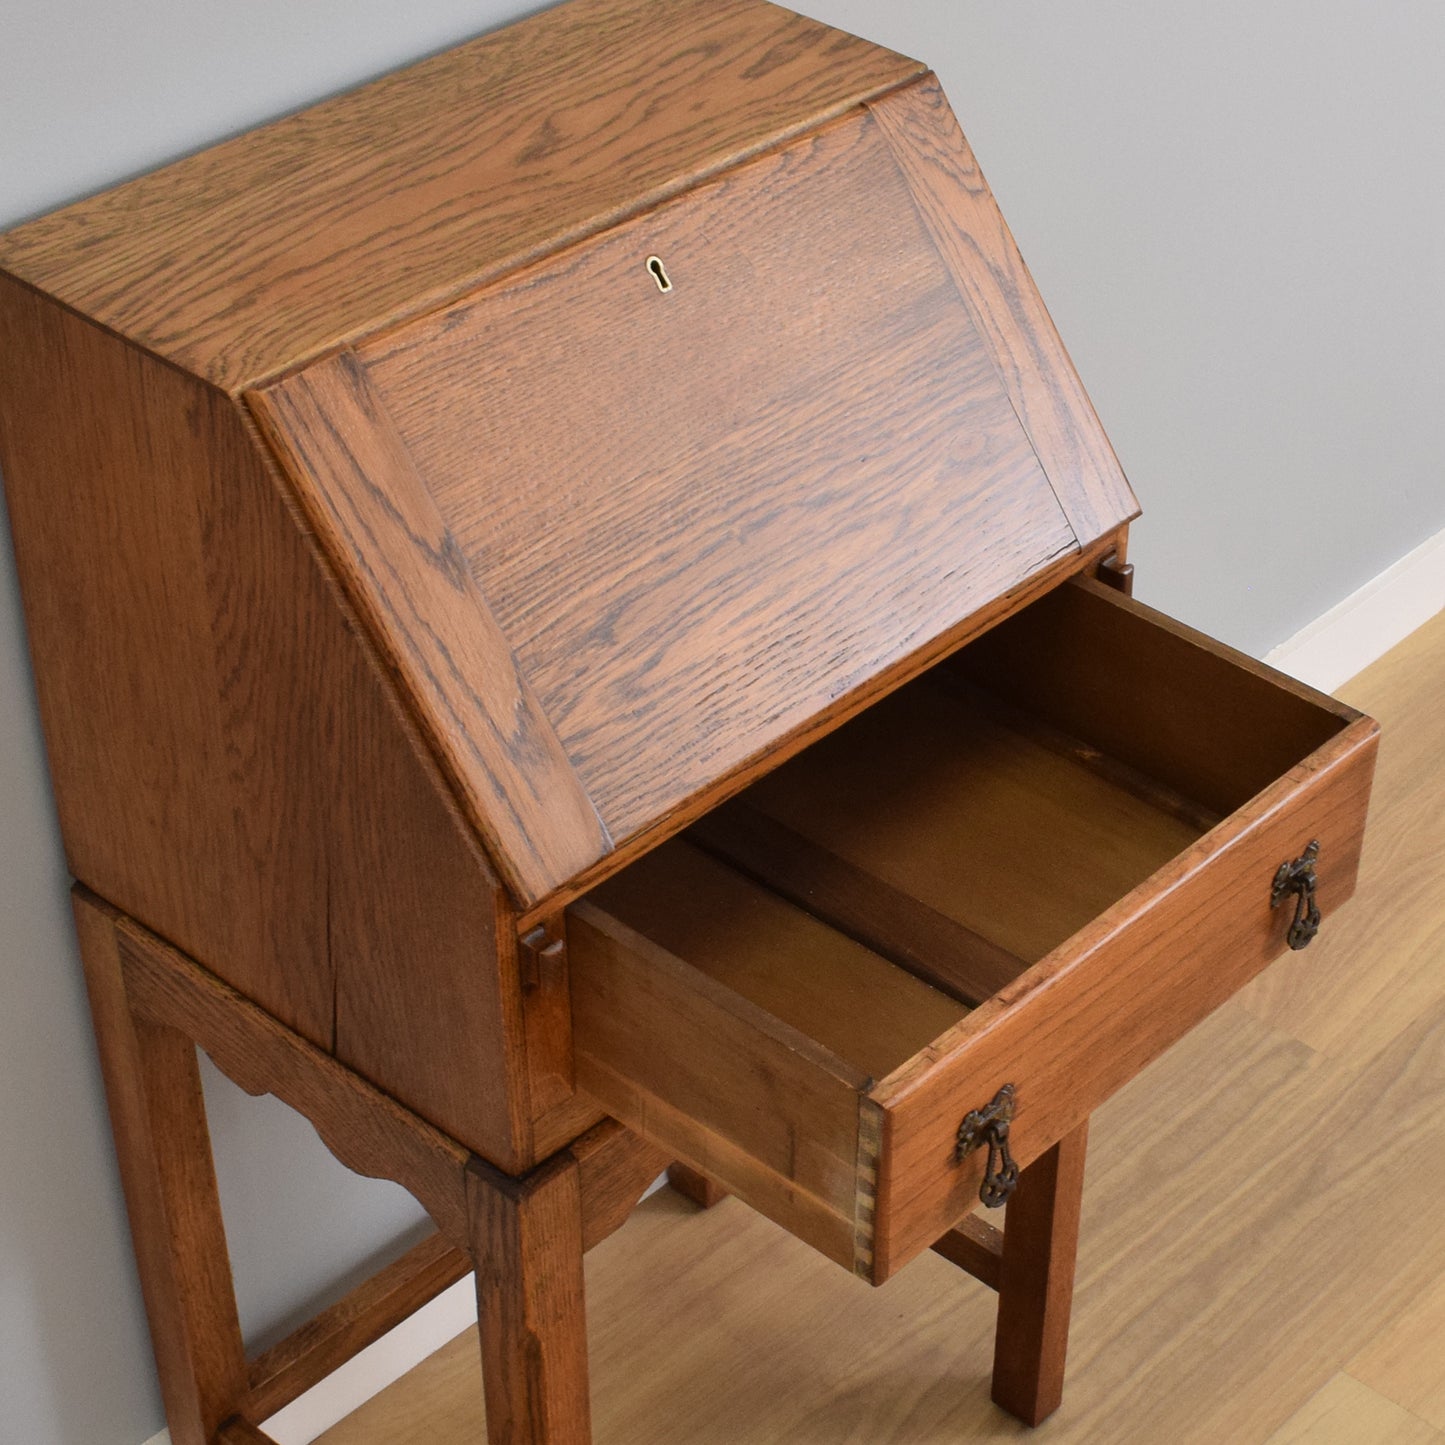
[646,255,673,293]
[1271,839,1322,950]
[956,1083,1020,1208]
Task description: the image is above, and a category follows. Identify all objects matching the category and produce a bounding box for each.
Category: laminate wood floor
[318,610,1445,1445]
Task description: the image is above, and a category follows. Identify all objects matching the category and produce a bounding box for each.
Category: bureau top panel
[0,0,924,393]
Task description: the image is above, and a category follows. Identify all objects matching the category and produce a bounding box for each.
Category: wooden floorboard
[1351,1266,1445,1433]
[1262,1374,1442,1445]
[316,611,1445,1444]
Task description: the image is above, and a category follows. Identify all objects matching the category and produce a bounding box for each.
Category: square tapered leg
[991,1121,1089,1426]
[469,1153,592,1444]
[73,890,249,1445]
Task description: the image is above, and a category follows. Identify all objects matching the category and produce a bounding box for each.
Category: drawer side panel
[569,900,868,1269]
[950,576,1359,818]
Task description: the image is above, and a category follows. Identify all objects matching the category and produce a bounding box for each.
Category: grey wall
[1,4,1440,1442]
[816,0,1445,651]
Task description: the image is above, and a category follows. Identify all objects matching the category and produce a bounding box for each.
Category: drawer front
[868,716,1377,1278]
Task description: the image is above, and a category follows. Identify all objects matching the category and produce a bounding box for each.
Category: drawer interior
[569,576,1366,1272]
[691,673,1205,1000]
[587,842,969,1082]
[679,576,1352,999]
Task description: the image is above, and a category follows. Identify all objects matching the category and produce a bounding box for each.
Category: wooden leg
[469,1153,592,1445]
[991,1120,1089,1427]
[73,890,248,1445]
[667,1161,729,1210]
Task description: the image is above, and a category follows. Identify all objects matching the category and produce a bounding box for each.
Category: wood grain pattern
[0,276,532,1168]
[991,1121,1088,1426]
[0,0,924,391]
[519,922,578,1122]
[579,841,968,1077]
[951,575,1360,817]
[929,671,1224,834]
[569,874,875,1270]
[568,1120,669,1254]
[0,277,321,1037]
[1351,1264,1445,1432]
[870,76,1139,547]
[736,669,1203,966]
[971,572,1352,786]
[72,890,248,1445]
[1262,1375,1443,1445]
[509,532,1121,931]
[870,714,1377,1278]
[113,904,475,1251]
[469,1154,592,1445]
[528,1093,610,1170]
[688,798,1025,1006]
[363,105,1077,864]
[251,351,609,907]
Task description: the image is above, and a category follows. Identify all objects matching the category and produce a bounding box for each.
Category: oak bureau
[0,1,1378,1440]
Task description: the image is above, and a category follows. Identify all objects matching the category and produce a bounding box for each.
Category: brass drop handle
[955,1083,1020,1208]
[1271,839,1322,950]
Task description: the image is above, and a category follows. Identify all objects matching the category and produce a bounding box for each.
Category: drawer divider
[689,799,1023,1005]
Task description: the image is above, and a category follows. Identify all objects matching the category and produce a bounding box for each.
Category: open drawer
[567,577,1378,1284]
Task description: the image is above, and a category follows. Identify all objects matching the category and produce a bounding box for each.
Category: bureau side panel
[0,277,531,1167]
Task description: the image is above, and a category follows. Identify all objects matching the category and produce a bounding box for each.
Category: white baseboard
[133,1276,495,1445]
[264,1272,482,1443]
[1264,526,1445,693]
[138,1275,477,1445]
[136,530,1445,1445]
[141,1175,669,1445]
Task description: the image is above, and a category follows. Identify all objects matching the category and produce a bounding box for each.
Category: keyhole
[646,255,673,293]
